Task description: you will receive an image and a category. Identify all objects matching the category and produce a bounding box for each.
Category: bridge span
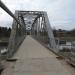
[0,1,75,75]
[2,36,70,75]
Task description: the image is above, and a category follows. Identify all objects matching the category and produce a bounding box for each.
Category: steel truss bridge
[0,1,75,75]
[0,1,57,58]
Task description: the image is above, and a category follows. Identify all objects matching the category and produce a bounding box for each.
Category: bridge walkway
[2,36,70,75]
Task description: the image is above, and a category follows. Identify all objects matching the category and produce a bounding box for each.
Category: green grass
[0,37,9,42]
[59,37,75,42]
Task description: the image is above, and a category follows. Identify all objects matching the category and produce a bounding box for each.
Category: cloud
[0,0,75,30]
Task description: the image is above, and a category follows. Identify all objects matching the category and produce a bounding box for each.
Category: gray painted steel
[43,12,57,51]
[7,11,57,58]
[0,1,57,58]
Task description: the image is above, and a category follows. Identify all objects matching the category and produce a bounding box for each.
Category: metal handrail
[0,0,21,25]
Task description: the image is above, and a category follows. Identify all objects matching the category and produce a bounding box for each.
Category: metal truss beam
[18,11,43,15]
[32,15,41,27]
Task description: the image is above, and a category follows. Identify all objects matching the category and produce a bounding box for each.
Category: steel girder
[0,0,57,57]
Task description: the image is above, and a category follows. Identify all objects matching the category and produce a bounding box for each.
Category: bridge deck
[2,36,70,75]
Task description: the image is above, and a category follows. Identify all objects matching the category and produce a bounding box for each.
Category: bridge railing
[7,11,26,58]
[0,1,26,58]
[31,12,58,52]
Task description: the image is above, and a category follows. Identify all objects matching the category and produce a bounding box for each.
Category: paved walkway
[2,36,71,75]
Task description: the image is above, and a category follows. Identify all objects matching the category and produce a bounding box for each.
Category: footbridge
[0,1,75,75]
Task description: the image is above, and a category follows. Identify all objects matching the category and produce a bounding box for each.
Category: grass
[59,37,75,42]
[0,37,9,42]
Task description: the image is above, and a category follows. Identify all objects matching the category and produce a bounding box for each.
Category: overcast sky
[0,0,75,30]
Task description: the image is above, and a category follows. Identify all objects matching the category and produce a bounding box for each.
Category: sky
[0,0,75,30]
